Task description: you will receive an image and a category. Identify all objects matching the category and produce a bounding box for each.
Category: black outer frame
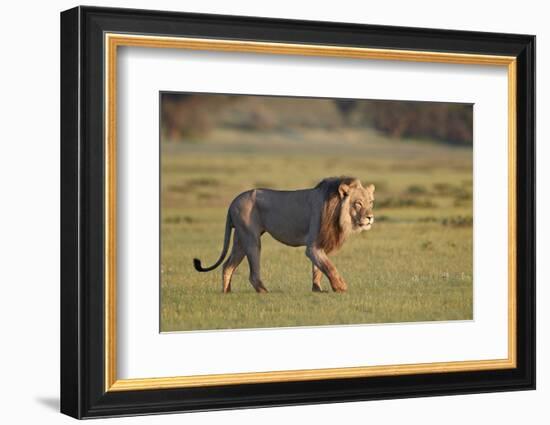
[60,5,535,419]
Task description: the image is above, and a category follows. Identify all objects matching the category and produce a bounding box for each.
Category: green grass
[160,129,473,332]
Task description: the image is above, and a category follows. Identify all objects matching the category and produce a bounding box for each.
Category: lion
[193,176,375,293]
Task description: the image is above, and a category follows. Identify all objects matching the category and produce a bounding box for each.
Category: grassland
[160,128,473,332]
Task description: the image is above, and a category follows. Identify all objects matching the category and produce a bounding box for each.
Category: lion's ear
[367,184,375,194]
[338,183,350,199]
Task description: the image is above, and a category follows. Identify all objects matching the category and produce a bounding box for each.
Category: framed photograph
[60,6,535,419]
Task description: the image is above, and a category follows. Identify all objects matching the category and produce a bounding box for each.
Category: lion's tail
[193,212,233,272]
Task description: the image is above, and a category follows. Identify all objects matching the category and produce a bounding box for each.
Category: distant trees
[161,94,472,145]
[355,101,473,146]
[161,93,234,139]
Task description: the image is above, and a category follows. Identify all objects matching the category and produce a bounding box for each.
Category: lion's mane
[315,176,358,253]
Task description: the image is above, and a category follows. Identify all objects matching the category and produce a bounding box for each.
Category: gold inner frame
[104,33,517,392]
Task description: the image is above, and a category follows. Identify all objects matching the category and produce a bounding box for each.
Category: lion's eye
[354,202,363,209]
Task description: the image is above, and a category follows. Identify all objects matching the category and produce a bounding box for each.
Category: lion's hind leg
[228,194,268,293]
[244,242,268,293]
[237,232,268,294]
[222,235,245,293]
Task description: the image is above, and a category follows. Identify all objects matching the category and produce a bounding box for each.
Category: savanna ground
[160,128,473,332]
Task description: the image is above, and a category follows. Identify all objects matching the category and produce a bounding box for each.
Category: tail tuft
[193,258,203,272]
[192,211,233,273]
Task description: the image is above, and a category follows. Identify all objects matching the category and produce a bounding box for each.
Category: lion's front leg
[306,246,348,292]
[311,264,327,292]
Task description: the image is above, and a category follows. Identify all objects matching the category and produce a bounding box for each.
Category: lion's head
[316,177,375,253]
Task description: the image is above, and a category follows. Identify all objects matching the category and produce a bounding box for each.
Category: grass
[160,128,473,332]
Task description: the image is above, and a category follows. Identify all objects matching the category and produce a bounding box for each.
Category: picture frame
[60,5,535,419]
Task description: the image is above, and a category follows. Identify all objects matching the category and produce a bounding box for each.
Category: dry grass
[160,128,473,331]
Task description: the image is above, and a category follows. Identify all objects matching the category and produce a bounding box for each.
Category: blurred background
[161,93,473,146]
[160,92,473,332]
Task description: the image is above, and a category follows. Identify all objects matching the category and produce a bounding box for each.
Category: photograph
[160,92,474,332]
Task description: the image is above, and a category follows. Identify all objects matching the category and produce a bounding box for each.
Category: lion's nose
[366,215,374,223]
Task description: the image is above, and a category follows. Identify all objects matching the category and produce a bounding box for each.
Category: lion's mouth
[355,220,373,230]
[359,217,374,230]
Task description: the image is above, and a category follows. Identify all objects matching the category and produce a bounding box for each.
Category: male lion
[193,176,375,293]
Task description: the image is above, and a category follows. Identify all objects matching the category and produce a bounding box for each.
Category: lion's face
[341,182,375,232]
